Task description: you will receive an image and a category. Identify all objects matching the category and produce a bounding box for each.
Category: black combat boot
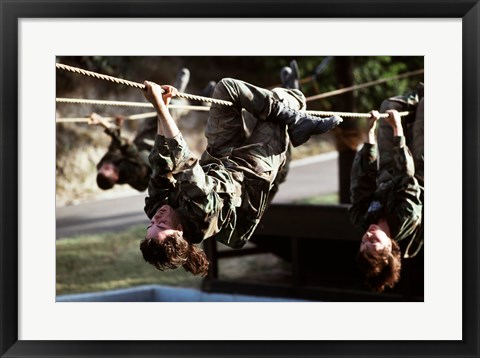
[202,81,217,98]
[268,100,343,147]
[280,60,300,90]
[174,68,190,92]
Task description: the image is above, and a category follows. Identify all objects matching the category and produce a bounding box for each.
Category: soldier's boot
[280,66,293,88]
[280,60,300,90]
[288,60,300,90]
[202,81,217,98]
[201,81,216,106]
[174,68,190,92]
[268,100,343,147]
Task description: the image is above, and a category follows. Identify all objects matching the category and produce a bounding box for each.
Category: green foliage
[352,56,423,112]
[224,55,424,113]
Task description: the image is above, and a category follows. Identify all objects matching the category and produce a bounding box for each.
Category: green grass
[56,225,289,296]
[294,193,339,205]
[56,225,203,296]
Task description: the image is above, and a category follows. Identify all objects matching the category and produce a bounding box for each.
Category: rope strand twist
[56,63,233,106]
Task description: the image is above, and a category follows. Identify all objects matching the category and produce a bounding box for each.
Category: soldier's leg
[205,78,274,158]
[266,88,302,194]
[232,88,303,184]
[134,116,157,151]
[207,78,341,152]
[268,144,292,203]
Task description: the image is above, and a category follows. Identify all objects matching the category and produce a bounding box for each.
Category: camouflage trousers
[204,78,304,187]
[378,97,424,187]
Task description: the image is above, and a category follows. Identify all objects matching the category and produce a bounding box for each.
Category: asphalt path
[56,152,339,238]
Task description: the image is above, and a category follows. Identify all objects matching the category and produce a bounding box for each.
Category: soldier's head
[140,205,209,276]
[96,162,120,190]
[357,224,402,292]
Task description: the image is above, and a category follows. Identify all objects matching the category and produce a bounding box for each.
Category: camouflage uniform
[349,103,424,258]
[377,85,424,185]
[144,78,304,249]
[377,91,417,180]
[97,127,151,191]
[411,97,424,186]
[377,89,425,252]
[133,116,157,165]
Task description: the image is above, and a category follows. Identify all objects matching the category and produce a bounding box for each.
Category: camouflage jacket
[349,137,423,258]
[144,133,272,249]
[98,127,151,191]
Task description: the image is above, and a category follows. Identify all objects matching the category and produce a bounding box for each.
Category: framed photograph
[1,0,478,357]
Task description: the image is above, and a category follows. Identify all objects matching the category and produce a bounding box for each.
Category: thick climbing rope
[306,110,410,119]
[56,97,210,111]
[56,63,233,107]
[55,98,210,123]
[57,97,410,120]
[56,63,412,120]
[57,97,153,108]
[56,111,158,123]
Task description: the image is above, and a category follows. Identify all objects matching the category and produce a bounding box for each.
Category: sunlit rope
[56,97,210,111]
[56,98,210,123]
[56,63,233,107]
[57,97,152,108]
[56,111,158,123]
[306,110,410,119]
[57,97,410,119]
[306,69,424,102]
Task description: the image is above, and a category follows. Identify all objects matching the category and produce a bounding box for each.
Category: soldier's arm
[143,81,179,139]
[144,134,176,217]
[348,111,380,228]
[389,135,423,242]
[88,112,125,149]
[348,143,379,229]
[89,112,115,130]
[385,109,404,138]
[143,80,182,197]
[166,134,232,199]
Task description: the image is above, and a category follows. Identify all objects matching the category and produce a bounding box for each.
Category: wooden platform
[202,204,424,302]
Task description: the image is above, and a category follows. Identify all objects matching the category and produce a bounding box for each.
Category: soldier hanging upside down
[349,100,424,292]
[90,113,152,192]
[139,78,343,275]
[90,68,192,192]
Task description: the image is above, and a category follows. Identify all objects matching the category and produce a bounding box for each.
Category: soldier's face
[360,224,392,254]
[98,162,119,182]
[146,205,183,242]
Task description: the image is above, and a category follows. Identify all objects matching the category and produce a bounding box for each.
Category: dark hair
[96,172,115,190]
[139,232,209,276]
[357,239,402,292]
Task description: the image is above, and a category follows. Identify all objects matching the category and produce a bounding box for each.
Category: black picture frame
[1,1,478,357]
